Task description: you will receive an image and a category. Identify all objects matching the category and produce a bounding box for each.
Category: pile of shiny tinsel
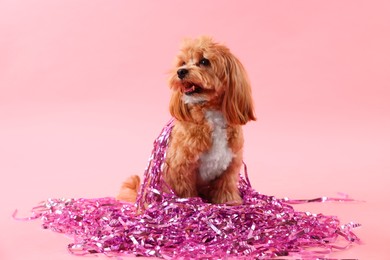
[16,119,360,258]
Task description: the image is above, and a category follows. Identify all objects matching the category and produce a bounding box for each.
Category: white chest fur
[199,111,233,182]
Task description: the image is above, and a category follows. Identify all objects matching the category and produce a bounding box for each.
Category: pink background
[1,1,389,259]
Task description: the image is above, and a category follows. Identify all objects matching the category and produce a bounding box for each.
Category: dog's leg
[163,123,211,198]
[164,162,199,198]
[210,156,243,205]
[209,126,244,204]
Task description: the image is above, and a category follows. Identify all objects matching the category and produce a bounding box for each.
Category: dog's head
[168,36,256,125]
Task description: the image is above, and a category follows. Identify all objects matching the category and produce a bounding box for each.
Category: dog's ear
[169,90,191,121]
[221,53,256,125]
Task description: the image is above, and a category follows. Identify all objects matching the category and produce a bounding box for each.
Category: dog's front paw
[212,191,243,205]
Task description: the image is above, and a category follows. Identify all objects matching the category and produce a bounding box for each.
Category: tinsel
[15,119,360,258]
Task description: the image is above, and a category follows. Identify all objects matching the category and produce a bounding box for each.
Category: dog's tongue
[184,85,196,93]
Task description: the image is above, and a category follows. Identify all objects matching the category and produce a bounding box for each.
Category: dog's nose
[177,68,188,79]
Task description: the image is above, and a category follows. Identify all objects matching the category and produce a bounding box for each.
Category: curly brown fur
[117,36,255,205]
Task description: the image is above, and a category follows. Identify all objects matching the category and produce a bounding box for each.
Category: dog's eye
[199,58,210,66]
[180,61,186,66]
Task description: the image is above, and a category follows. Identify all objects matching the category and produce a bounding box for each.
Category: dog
[117,36,256,205]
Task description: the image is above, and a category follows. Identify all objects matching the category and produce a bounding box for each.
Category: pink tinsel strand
[17,119,360,259]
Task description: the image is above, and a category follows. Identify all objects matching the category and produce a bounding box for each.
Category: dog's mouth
[182,82,203,95]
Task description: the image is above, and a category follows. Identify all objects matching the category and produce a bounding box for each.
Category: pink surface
[1,1,389,259]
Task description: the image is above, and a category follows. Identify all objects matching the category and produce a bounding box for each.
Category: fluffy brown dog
[117,36,256,205]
